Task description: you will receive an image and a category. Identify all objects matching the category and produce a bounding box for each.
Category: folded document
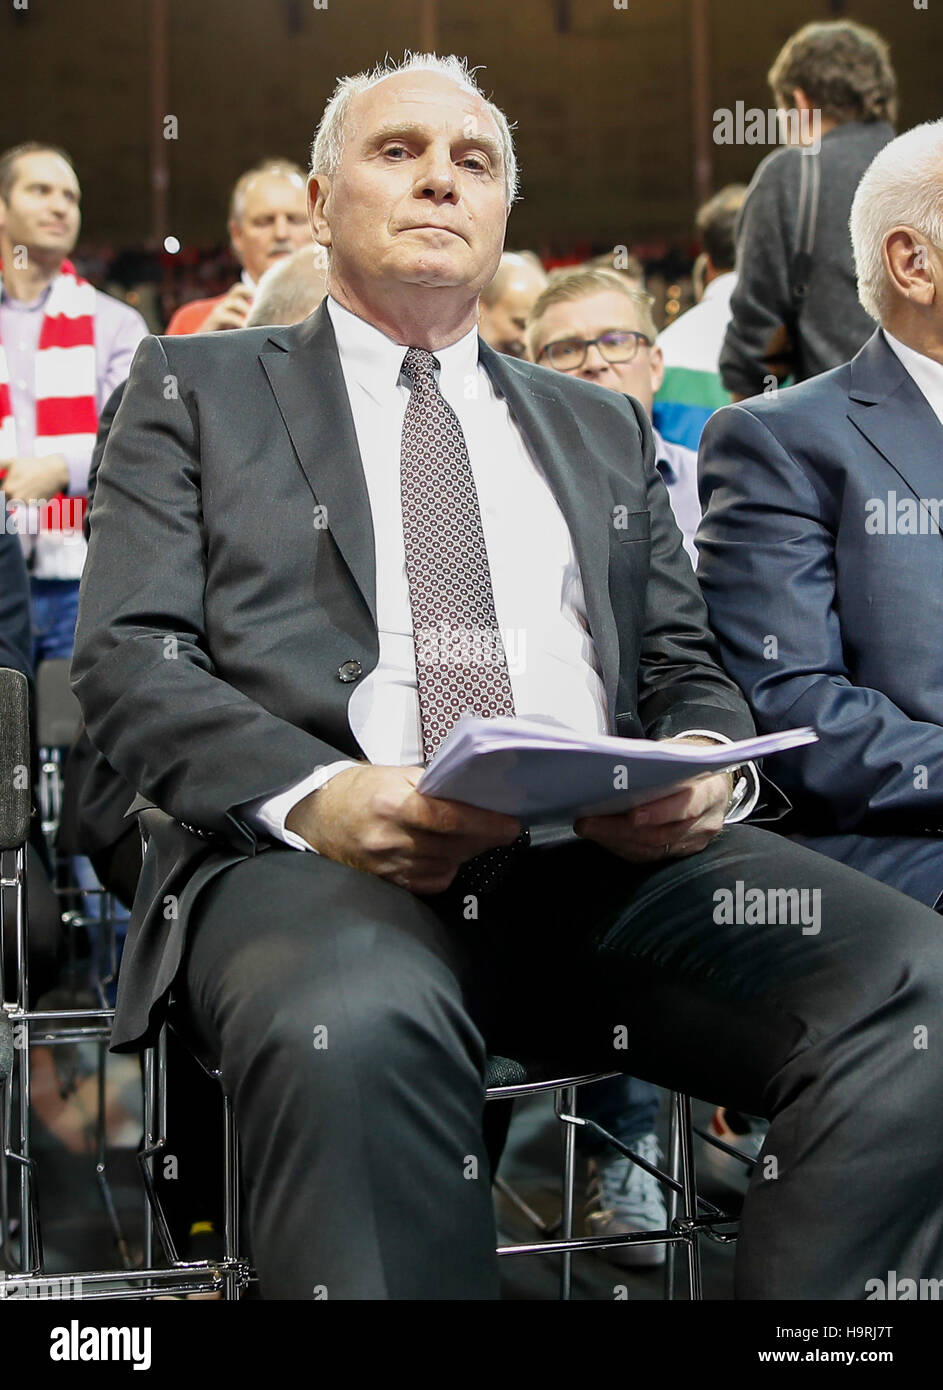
[417,717,818,825]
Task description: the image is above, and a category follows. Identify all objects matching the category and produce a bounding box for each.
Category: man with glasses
[527,266,700,566]
[526,265,703,1262]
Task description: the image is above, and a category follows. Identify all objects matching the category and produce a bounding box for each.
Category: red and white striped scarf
[0,258,96,549]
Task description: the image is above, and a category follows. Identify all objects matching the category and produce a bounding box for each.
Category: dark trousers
[176,824,943,1300]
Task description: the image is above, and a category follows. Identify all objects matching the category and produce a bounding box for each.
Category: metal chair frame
[0,666,235,1300]
[487,1069,740,1300]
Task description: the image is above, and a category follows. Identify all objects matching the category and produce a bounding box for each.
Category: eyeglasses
[537,329,652,372]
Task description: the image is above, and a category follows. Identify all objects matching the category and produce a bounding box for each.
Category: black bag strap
[792,147,821,304]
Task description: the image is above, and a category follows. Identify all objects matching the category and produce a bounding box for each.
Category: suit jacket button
[337,659,362,683]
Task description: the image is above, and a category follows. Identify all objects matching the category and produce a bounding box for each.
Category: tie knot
[401,347,439,387]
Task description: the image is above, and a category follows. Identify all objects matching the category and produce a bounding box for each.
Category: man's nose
[416,149,457,201]
[578,343,610,378]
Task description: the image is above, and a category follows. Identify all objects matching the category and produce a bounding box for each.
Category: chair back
[0,666,31,851]
[36,658,83,749]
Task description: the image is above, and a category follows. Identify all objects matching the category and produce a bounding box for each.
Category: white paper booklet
[417,716,818,824]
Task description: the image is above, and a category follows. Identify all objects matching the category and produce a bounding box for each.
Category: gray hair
[244,245,329,328]
[850,119,943,322]
[309,52,519,209]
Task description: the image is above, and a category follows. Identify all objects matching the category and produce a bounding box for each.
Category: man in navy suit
[699,119,943,910]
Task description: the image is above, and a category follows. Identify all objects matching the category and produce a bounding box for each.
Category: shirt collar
[326,294,480,404]
[882,328,943,424]
[0,281,53,312]
[651,426,673,481]
[701,271,736,305]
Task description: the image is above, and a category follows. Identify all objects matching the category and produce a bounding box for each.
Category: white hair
[309,52,519,209]
[850,119,943,322]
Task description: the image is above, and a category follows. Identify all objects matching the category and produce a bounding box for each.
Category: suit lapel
[258,311,620,712]
[479,342,620,712]
[848,331,943,536]
[260,302,377,625]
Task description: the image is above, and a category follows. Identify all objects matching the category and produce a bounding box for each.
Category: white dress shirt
[244,295,756,850]
[883,329,943,428]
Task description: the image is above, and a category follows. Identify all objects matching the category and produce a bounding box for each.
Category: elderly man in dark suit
[699,119,943,911]
[73,56,943,1300]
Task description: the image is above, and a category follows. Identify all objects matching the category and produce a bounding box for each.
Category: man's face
[479,262,547,357]
[230,172,310,284]
[0,151,81,261]
[529,289,663,417]
[309,70,509,300]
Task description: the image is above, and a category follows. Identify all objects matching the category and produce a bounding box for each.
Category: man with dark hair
[0,142,146,662]
[720,20,896,399]
[655,184,746,449]
[166,159,311,334]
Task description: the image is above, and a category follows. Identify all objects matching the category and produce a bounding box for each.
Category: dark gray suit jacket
[72,300,756,1051]
[699,329,943,905]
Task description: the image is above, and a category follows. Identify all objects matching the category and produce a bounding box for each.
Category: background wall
[1,0,940,255]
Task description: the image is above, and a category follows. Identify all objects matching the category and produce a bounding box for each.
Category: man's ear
[228,216,244,262]
[307,173,332,250]
[649,342,665,396]
[884,227,937,307]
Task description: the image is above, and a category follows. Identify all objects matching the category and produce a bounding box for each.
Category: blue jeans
[576,1074,660,1156]
[30,577,81,665]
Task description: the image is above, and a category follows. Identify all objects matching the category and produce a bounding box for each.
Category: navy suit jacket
[697,329,943,903]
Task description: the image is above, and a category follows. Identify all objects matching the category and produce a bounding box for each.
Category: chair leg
[675,1091,702,1300]
[139,1027,179,1266]
[13,844,37,1274]
[556,1084,578,1300]
[94,1037,132,1268]
[664,1091,682,1300]
[223,1091,240,1300]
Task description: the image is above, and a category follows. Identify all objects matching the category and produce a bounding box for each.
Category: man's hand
[202,283,254,332]
[0,455,69,502]
[573,737,734,864]
[285,764,522,895]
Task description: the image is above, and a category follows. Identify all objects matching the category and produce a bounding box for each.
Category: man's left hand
[573,737,734,863]
[0,455,70,503]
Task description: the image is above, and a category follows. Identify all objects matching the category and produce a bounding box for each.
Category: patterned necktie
[400,346,528,893]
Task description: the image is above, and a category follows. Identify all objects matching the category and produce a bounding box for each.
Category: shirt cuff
[58,443,93,497]
[669,728,760,824]
[240,761,359,852]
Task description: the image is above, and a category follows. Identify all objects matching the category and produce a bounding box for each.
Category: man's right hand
[285,764,522,896]
[202,282,254,332]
